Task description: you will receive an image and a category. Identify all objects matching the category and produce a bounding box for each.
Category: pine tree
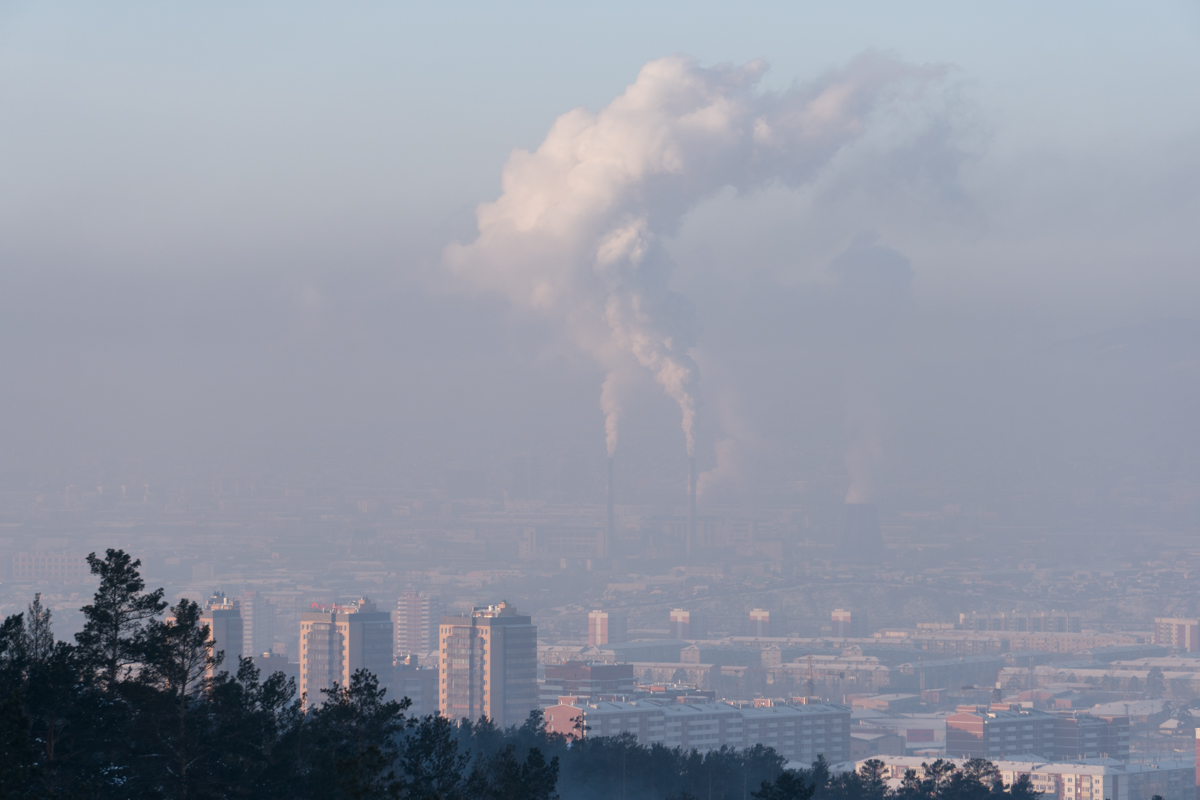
[75,549,166,691]
[24,593,54,664]
[752,771,815,800]
[400,713,471,800]
[143,598,220,800]
[301,669,409,800]
[0,688,40,799]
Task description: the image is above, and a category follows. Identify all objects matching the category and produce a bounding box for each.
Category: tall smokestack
[687,456,697,561]
[606,456,614,560]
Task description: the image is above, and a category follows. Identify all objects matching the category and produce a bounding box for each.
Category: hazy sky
[2,2,1198,508]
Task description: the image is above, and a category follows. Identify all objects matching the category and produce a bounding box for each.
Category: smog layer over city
[2,4,1200,799]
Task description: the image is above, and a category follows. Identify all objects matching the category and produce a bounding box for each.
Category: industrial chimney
[686,456,697,561]
[605,456,614,560]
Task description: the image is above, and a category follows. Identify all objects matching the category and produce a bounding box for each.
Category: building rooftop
[831,755,1194,777]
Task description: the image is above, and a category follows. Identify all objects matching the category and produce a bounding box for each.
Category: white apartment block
[545,699,849,764]
[837,756,1194,800]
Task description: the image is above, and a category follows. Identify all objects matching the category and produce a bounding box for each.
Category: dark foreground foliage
[1,549,1042,800]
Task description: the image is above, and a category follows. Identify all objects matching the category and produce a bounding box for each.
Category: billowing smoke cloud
[447,54,942,457]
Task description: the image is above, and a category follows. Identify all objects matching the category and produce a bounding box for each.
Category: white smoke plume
[447,54,942,456]
[599,370,623,457]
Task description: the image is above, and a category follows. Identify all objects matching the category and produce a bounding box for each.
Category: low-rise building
[1054,711,1129,761]
[852,712,947,754]
[539,661,636,706]
[625,661,719,689]
[769,654,893,694]
[737,702,851,764]
[1005,633,1144,654]
[544,698,850,764]
[960,611,1082,634]
[850,731,906,759]
[834,755,1194,800]
[851,694,923,713]
[891,656,1004,693]
[10,552,89,584]
[946,704,1056,760]
[945,705,1130,762]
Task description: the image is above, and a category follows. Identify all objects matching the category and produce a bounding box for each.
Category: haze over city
[2,3,1200,799]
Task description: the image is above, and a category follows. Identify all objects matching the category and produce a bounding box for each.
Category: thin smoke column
[606,455,614,560]
[446,54,942,460]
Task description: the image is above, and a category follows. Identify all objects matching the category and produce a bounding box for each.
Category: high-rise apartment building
[240,590,275,657]
[669,608,706,640]
[300,598,392,709]
[439,601,537,727]
[201,593,243,676]
[1153,618,1200,652]
[831,609,867,638]
[588,609,627,647]
[396,590,441,657]
[749,609,772,637]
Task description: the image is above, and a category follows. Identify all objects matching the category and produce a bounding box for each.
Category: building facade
[946,704,1069,760]
[396,590,441,657]
[392,661,439,717]
[1054,711,1130,761]
[438,601,537,727]
[240,590,274,658]
[960,611,1083,634]
[544,698,850,765]
[670,609,706,640]
[10,552,89,584]
[749,609,772,637]
[299,598,392,708]
[891,656,1005,692]
[947,705,1129,761]
[588,610,627,647]
[1153,618,1200,653]
[843,756,1194,800]
[831,609,867,638]
[540,661,635,706]
[201,593,243,677]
